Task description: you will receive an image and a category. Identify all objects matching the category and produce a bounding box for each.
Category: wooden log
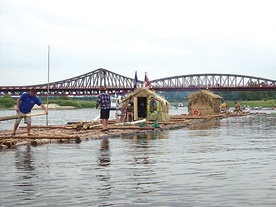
[0,145,8,150]
[65,126,73,129]
[73,123,84,129]
[108,120,118,124]
[20,125,66,129]
[71,121,101,129]
[0,112,46,121]
[67,115,100,126]
[30,138,72,146]
[67,121,82,125]
[82,121,102,129]
[115,118,146,126]
[0,135,80,139]
[82,123,89,129]
[3,139,17,148]
[31,139,51,146]
[86,124,103,129]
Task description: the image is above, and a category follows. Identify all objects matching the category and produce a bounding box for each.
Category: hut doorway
[138,97,147,118]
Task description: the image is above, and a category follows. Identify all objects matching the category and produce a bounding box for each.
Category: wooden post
[46,45,50,126]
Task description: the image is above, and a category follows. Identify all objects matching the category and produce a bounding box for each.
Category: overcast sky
[0,0,275,86]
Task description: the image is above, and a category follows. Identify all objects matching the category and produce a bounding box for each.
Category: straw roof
[125,88,169,105]
[188,90,221,99]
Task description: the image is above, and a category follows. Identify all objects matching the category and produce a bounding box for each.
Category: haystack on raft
[123,88,170,122]
[188,90,221,116]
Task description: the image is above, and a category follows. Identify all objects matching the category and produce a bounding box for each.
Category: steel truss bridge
[0,68,275,96]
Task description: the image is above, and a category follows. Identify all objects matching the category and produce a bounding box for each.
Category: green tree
[0,95,16,108]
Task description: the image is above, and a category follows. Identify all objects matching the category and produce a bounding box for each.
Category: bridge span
[0,68,275,96]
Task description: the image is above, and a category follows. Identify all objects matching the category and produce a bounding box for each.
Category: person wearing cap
[96,86,111,131]
[12,88,48,136]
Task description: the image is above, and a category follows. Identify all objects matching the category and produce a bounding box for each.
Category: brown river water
[0,108,276,206]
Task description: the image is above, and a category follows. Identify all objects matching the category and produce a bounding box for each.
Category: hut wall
[124,88,170,122]
[147,99,170,122]
[188,91,221,116]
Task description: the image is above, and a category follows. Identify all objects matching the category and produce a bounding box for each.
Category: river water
[0,108,276,206]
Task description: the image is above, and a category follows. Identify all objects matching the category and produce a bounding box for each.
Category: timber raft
[0,112,266,150]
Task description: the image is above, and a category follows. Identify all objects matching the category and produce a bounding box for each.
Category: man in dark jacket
[96,86,111,131]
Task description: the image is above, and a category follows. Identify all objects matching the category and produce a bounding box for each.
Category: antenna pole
[46,45,50,126]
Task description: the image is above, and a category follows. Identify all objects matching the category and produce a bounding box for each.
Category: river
[0,108,276,206]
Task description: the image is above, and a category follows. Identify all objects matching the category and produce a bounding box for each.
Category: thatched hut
[122,88,170,122]
[188,90,221,116]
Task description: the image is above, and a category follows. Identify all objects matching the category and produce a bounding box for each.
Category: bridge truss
[0,68,275,96]
[150,73,276,92]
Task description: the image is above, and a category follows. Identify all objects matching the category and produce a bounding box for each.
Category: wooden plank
[0,112,46,121]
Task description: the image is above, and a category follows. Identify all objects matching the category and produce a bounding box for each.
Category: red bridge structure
[0,68,275,96]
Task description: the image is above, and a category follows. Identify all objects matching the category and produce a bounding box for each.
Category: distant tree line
[1,91,275,109]
[0,95,97,109]
[158,91,276,103]
[216,91,276,101]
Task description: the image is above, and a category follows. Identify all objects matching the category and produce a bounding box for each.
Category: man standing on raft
[96,86,111,131]
[12,88,48,136]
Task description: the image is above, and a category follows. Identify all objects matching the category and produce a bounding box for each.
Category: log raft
[0,112,259,150]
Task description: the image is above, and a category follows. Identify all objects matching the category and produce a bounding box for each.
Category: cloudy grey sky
[0,0,275,86]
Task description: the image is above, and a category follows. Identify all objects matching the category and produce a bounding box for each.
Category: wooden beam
[0,112,46,121]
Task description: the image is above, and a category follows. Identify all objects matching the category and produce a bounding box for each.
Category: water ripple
[1,112,276,206]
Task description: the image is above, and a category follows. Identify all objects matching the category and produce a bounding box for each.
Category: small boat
[110,95,122,110]
[252,106,262,110]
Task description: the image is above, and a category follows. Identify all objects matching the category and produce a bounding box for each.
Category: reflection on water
[96,138,113,201]
[0,113,276,206]
[189,119,221,130]
[14,145,36,199]
[123,130,165,141]
[98,138,110,167]
[15,145,36,178]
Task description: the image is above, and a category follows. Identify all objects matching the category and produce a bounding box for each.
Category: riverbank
[0,111,266,150]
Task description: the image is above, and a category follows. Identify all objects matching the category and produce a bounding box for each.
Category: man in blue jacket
[12,88,48,136]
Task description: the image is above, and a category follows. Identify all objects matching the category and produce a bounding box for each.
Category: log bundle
[0,112,258,150]
[66,121,101,130]
[0,134,81,149]
[0,139,17,149]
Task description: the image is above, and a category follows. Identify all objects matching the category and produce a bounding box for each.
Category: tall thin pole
[46,45,50,126]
